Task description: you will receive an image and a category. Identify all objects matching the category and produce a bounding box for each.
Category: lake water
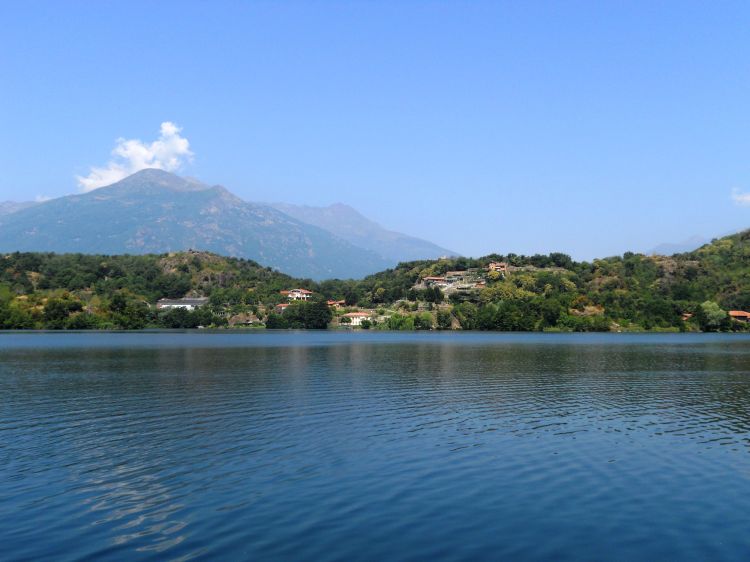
[2,332,750,561]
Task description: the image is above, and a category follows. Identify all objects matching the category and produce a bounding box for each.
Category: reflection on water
[2,332,750,561]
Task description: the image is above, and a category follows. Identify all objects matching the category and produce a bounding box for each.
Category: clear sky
[2,1,749,259]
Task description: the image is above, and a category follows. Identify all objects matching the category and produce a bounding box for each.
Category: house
[280,288,313,301]
[487,262,508,274]
[681,312,694,322]
[327,299,346,308]
[729,310,750,322]
[445,271,467,283]
[274,303,290,314]
[423,276,448,287]
[156,297,209,311]
[342,311,372,326]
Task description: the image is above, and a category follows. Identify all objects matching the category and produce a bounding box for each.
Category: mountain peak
[328,202,357,212]
[98,169,210,194]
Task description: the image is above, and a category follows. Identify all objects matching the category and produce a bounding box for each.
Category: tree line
[1,229,749,331]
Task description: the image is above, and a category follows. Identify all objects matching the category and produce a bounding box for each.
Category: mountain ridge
[0,169,459,278]
[269,201,456,262]
[0,201,37,216]
[0,169,391,280]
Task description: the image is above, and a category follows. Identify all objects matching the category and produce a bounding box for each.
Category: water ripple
[2,332,750,561]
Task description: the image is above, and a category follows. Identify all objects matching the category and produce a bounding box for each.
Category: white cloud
[35,195,52,203]
[77,122,193,192]
[731,188,750,206]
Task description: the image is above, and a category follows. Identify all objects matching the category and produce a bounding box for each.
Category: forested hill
[1,230,749,331]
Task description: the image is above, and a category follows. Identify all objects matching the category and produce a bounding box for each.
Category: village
[154,257,750,331]
[153,262,520,329]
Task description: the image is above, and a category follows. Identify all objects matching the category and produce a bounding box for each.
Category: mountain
[270,202,456,262]
[0,169,392,280]
[0,201,36,216]
[649,235,709,256]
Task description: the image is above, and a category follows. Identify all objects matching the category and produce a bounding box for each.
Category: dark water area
[2,331,750,561]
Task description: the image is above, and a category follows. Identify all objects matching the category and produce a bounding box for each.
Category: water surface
[2,332,750,561]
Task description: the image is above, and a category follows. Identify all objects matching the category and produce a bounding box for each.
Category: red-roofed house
[423,276,448,287]
[327,299,346,308]
[729,310,750,322]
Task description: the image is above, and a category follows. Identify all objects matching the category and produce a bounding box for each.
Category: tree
[436,309,452,330]
[265,313,288,329]
[273,301,332,329]
[43,298,82,329]
[414,312,433,330]
[66,312,101,330]
[697,301,728,332]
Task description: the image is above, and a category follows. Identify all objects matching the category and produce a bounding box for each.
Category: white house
[342,311,373,326]
[280,288,313,301]
[156,297,209,311]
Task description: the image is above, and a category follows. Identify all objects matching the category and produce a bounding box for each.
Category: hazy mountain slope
[649,235,708,256]
[0,169,390,280]
[269,202,456,262]
[0,201,36,216]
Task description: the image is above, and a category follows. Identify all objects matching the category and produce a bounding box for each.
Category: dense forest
[1,229,749,331]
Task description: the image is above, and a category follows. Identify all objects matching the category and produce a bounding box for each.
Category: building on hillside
[423,276,448,287]
[342,311,373,326]
[280,288,313,301]
[487,262,508,274]
[156,297,209,311]
[729,310,750,322]
[445,271,468,283]
[327,299,346,308]
[274,303,290,314]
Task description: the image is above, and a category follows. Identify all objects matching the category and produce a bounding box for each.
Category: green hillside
[1,230,749,331]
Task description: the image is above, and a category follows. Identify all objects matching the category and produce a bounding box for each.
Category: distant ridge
[649,235,709,256]
[270,202,457,263]
[0,201,36,216]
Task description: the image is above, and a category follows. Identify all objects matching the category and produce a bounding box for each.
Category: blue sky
[1,1,749,259]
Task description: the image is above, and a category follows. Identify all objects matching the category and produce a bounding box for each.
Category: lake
[2,331,750,561]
